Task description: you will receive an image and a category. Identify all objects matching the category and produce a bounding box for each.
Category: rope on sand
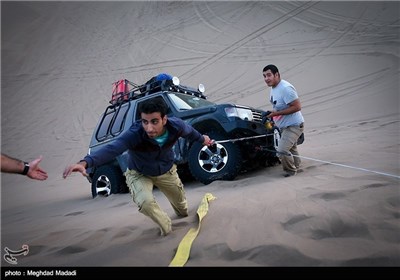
[214,135,400,179]
[287,154,400,179]
[169,193,216,267]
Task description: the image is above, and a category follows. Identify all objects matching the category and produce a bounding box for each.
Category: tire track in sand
[179,1,318,80]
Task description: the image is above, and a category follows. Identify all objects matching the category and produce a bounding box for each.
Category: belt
[281,123,304,129]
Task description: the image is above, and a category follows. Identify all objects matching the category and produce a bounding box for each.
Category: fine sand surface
[1,1,399,267]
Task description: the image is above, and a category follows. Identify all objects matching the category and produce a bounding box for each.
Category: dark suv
[86,75,279,197]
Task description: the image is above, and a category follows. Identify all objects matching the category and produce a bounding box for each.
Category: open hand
[63,162,88,179]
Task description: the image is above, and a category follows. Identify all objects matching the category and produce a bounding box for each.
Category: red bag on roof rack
[110,79,132,105]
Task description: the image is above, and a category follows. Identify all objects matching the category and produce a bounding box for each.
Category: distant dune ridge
[1,1,399,267]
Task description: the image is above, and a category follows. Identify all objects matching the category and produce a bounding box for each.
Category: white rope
[214,134,273,143]
[291,154,400,179]
[213,134,400,179]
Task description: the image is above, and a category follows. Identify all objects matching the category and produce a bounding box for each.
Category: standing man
[1,153,48,181]
[63,97,213,236]
[263,64,304,177]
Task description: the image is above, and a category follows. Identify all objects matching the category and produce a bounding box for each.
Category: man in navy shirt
[63,97,213,236]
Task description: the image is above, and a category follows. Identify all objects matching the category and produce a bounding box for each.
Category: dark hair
[263,64,279,75]
[139,97,168,118]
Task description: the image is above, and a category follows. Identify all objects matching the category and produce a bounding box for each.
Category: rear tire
[91,165,126,198]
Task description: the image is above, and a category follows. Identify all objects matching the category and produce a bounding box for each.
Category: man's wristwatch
[21,162,30,175]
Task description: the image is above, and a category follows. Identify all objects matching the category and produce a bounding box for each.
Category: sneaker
[160,221,172,236]
[177,211,188,218]
[283,171,296,177]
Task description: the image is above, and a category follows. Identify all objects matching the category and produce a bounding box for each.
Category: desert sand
[1,1,399,270]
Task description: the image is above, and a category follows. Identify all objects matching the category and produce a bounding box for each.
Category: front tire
[188,132,242,185]
[91,165,126,198]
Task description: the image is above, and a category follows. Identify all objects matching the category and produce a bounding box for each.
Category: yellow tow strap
[169,193,216,267]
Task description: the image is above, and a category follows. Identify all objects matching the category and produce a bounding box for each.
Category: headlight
[224,107,253,121]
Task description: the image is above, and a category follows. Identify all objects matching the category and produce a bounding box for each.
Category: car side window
[97,112,114,140]
[96,104,129,141]
[111,105,129,135]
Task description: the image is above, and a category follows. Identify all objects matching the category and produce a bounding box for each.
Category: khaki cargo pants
[124,164,188,236]
[277,123,304,175]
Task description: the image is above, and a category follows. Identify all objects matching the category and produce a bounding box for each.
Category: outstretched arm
[1,153,48,181]
[63,160,88,179]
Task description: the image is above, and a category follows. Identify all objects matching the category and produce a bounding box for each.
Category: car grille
[252,110,263,123]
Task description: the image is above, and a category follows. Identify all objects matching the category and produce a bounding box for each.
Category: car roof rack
[109,76,207,107]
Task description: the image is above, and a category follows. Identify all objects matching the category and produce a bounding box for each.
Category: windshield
[168,92,215,110]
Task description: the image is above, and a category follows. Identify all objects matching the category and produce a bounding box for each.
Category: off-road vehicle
[85,75,280,197]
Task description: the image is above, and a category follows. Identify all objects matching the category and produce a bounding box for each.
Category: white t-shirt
[269,79,304,129]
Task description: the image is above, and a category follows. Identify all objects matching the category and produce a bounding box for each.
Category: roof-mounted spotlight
[172,76,180,86]
[198,83,205,93]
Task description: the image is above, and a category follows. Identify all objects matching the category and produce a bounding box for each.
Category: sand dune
[1,1,399,268]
